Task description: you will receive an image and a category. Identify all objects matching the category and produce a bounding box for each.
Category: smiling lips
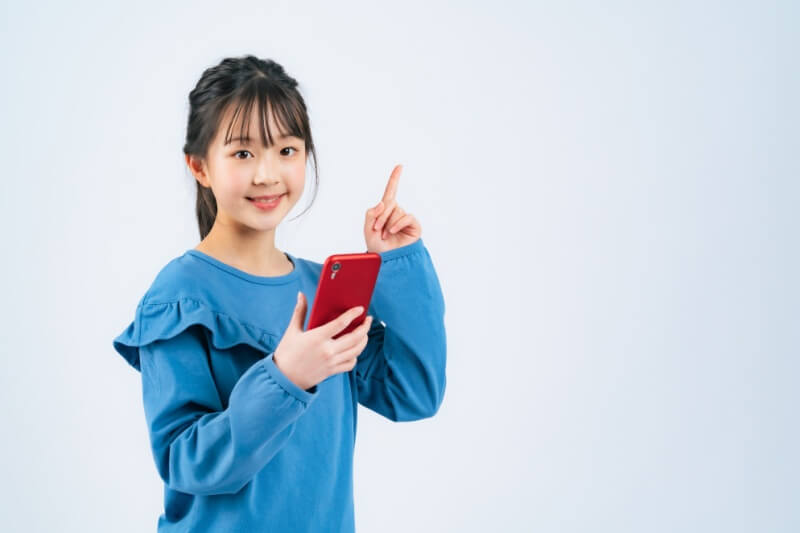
[247,193,285,210]
[248,194,284,200]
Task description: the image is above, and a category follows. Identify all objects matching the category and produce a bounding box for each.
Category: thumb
[366,201,384,231]
[292,291,308,331]
[368,200,384,217]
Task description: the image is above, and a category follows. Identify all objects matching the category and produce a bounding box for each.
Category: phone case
[306,251,382,339]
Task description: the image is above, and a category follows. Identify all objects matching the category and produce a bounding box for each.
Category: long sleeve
[355,238,447,422]
[139,324,319,496]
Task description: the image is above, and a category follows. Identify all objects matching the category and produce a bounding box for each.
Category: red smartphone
[306,251,382,339]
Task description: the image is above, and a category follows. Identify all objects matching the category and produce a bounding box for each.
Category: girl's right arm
[139,324,317,496]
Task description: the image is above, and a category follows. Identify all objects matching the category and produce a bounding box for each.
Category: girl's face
[189,102,306,234]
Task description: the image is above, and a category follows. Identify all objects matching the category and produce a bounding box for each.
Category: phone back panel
[307,252,381,339]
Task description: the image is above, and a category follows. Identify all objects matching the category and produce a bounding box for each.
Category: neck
[196,217,289,275]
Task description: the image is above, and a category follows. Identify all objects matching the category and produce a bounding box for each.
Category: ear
[186,153,211,188]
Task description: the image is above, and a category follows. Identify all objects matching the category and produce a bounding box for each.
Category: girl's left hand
[364,164,422,254]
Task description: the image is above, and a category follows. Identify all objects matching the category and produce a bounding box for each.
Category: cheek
[214,181,249,208]
[219,168,251,198]
[287,164,306,192]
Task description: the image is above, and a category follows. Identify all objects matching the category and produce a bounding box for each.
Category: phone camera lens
[332,262,341,271]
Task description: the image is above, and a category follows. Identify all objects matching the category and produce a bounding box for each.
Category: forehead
[215,100,297,146]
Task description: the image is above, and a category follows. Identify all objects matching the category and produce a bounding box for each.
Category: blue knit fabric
[112,238,446,532]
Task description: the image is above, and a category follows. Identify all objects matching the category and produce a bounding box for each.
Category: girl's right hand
[273,292,373,391]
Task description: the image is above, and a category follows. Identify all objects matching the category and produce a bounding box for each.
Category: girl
[112,55,447,532]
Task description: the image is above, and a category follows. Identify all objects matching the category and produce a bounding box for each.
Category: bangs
[220,78,307,148]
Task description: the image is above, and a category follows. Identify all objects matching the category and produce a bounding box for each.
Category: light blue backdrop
[0,1,796,531]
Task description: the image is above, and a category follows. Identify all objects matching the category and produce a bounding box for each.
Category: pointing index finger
[382,164,402,202]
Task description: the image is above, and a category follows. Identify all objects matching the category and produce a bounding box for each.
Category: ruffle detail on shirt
[112,297,278,372]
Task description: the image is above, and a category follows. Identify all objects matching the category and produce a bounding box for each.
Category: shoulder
[140,252,210,306]
[298,255,323,277]
[112,252,262,372]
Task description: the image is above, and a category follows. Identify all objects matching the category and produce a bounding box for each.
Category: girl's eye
[233,147,297,159]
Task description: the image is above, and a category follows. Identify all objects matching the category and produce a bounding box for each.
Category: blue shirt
[112,238,447,532]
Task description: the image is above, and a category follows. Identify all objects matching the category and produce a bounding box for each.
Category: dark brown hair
[182,55,319,239]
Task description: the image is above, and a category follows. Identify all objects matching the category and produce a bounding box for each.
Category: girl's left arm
[354,238,447,421]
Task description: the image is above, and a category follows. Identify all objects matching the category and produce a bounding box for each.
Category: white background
[1,1,797,531]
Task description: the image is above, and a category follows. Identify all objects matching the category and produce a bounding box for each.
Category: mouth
[247,193,285,209]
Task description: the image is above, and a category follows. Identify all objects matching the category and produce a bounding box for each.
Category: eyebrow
[228,134,298,145]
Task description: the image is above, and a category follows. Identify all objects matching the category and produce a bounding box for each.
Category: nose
[253,154,281,186]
